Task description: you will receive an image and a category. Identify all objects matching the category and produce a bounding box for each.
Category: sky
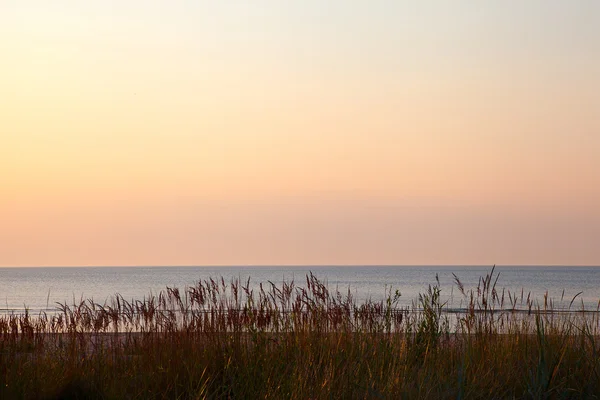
[1,1,599,266]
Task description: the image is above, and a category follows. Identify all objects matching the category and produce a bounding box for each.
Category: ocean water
[1,266,599,314]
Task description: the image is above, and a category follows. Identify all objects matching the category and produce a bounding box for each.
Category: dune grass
[1,269,599,399]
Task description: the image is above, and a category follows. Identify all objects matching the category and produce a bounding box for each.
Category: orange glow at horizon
[1,1,599,266]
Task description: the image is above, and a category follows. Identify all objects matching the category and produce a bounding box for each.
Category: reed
[1,269,599,399]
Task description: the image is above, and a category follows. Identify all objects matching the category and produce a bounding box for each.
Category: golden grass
[1,269,599,399]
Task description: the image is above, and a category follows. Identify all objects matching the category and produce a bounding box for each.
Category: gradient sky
[1,1,599,266]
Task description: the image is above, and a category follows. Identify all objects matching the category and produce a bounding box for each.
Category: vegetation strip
[1,270,599,399]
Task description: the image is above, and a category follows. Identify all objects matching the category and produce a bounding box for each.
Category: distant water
[1,266,599,314]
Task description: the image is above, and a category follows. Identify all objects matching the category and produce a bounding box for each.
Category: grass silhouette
[1,269,599,399]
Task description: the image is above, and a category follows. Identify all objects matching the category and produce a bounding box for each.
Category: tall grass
[1,269,599,399]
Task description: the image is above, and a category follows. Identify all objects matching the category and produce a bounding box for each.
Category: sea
[1,266,599,315]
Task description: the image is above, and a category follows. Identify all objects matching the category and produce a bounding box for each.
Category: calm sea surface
[1,266,599,314]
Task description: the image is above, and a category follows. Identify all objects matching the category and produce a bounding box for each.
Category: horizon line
[2,264,599,268]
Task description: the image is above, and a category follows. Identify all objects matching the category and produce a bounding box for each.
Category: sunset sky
[1,1,599,266]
